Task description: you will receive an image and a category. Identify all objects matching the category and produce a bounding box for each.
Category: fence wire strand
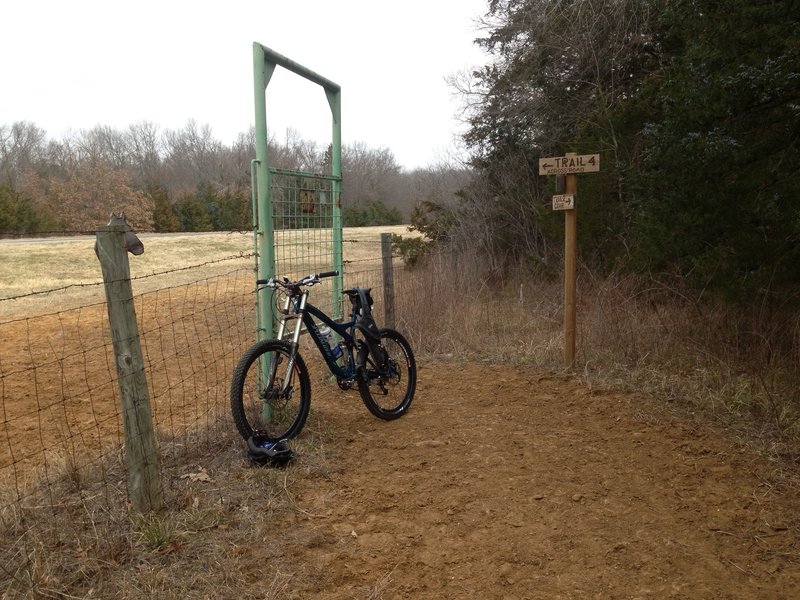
[1,241,400,514]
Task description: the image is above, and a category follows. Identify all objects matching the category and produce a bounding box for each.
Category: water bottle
[319,325,342,362]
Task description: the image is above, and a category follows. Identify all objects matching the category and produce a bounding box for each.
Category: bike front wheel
[357,328,417,420]
[230,340,311,441]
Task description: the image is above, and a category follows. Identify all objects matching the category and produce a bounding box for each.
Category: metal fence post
[95,224,162,512]
[381,232,395,328]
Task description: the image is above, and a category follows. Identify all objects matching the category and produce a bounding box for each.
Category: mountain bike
[230,270,416,442]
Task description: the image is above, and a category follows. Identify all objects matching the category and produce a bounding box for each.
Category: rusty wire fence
[0,259,253,515]
[0,232,415,582]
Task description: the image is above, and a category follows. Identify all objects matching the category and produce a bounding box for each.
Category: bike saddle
[343,287,374,311]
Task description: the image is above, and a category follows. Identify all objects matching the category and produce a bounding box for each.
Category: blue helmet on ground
[246,435,294,466]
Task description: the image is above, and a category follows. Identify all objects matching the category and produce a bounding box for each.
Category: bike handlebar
[256,270,339,289]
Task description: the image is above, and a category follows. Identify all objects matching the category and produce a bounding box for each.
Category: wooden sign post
[538,152,600,368]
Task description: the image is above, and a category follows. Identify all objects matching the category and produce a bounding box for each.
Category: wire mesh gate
[252,43,343,340]
[270,167,340,288]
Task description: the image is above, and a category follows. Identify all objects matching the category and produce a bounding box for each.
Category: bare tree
[74,125,131,169]
[126,121,164,188]
[402,164,473,208]
[163,120,224,196]
[342,141,402,210]
[218,127,257,189]
[1,116,446,232]
[0,121,47,186]
[44,134,79,177]
[263,128,325,172]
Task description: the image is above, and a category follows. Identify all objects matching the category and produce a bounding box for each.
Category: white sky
[1,0,489,170]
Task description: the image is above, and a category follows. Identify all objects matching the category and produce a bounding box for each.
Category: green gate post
[326,88,343,318]
[252,42,344,337]
[253,44,276,340]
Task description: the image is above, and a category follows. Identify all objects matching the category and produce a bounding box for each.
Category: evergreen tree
[150,184,180,232]
[218,187,252,230]
[626,0,800,299]
[457,0,800,301]
[173,192,213,232]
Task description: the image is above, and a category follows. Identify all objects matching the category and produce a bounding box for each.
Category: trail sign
[538,154,600,176]
[537,151,600,369]
[552,194,575,211]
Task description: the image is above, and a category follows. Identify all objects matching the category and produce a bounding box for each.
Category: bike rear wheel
[357,328,416,420]
[230,340,311,441]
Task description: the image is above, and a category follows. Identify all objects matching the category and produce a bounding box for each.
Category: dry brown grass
[3,233,799,597]
[396,251,800,455]
[1,407,340,598]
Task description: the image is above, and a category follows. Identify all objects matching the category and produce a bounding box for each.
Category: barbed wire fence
[0,230,412,586]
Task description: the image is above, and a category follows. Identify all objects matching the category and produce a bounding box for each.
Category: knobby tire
[230,339,311,441]
[357,328,416,420]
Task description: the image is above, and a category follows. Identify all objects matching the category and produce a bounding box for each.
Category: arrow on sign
[538,154,600,175]
[552,194,575,211]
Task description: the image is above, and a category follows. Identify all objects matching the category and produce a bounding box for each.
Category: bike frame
[276,289,359,380]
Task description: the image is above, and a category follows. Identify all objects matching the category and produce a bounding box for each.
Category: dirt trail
[250,359,799,599]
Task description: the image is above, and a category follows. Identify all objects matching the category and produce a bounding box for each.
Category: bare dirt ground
[202,357,800,599]
[4,348,800,597]
[3,241,798,596]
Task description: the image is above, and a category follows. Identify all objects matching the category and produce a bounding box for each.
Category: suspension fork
[269,290,308,395]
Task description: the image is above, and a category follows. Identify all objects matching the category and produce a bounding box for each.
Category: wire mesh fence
[0,263,253,505]
[0,234,404,574]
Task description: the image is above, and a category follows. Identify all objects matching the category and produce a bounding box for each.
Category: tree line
[0,120,470,235]
[422,0,799,306]
[5,0,797,308]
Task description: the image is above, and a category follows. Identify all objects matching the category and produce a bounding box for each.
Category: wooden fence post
[95,224,162,512]
[381,232,395,328]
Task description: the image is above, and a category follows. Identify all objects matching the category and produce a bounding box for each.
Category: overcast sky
[1,0,489,170]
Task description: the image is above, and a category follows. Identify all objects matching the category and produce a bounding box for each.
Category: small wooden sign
[299,189,316,214]
[539,154,600,176]
[552,194,575,211]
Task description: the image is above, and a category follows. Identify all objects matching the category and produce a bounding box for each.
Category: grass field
[0,225,413,320]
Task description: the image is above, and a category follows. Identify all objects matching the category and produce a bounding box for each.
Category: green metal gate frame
[251,42,343,340]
